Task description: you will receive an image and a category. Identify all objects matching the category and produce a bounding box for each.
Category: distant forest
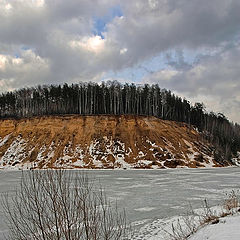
[0,81,240,162]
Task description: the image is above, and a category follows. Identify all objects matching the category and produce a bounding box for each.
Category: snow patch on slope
[0,134,11,147]
[0,135,27,167]
[231,152,240,166]
[0,133,217,169]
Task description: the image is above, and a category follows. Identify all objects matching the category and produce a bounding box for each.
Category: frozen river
[0,167,240,239]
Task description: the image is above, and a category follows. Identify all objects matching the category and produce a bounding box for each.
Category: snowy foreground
[189,214,240,240]
[131,207,240,240]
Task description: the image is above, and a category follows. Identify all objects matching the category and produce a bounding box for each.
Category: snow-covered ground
[189,214,240,240]
[130,204,240,240]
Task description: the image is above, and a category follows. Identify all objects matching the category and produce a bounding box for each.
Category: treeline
[0,81,239,162]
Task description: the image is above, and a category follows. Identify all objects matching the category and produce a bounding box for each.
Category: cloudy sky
[0,0,240,123]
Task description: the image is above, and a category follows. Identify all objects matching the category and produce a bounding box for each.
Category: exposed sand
[0,115,226,169]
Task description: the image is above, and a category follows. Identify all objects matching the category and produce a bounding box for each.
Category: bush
[3,170,130,240]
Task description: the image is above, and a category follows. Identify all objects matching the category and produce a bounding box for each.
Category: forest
[0,81,240,162]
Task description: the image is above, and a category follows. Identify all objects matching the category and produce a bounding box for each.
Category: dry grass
[224,190,239,212]
[166,191,240,240]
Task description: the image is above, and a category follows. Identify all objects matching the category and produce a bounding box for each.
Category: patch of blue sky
[102,49,200,83]
[166,49,200,65]
[21,46,31,51]
[14,46,35,58]
[181,47,223,65]
[93,5,123,38]
[103,68,145,84]
[14,46,29,58]
[184,49,206,64]
[102,54,170,83]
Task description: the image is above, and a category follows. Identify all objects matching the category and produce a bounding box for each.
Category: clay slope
[0,115,228,169]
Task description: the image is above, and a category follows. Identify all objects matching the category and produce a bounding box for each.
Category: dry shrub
[166,215,199,240]
[167,192,240,240]
[199,199,219,225]
[224,190,239,212]
[3,170,130,240]
[166,199,220,240]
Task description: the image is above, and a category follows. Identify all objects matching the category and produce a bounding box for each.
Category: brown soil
[0,115,226,169]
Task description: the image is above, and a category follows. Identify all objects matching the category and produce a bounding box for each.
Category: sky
[0,0,240,123]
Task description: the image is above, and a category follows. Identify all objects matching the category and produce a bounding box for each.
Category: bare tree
[3,170,130,240]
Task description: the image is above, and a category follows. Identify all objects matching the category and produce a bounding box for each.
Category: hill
[1,82,240,162]
[0,115,231,169]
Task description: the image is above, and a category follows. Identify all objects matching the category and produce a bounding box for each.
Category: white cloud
[0,55,7,70]
[0,78,15,92]
[34,0,45,8]
[0,50,50,91]
[70,35,105,54]
[120,48,127,55]
[5,3,12,11]
[148,0,159,10]
[0,0,240,122]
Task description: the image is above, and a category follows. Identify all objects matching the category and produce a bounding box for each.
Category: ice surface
[1,168,240,240]
[134,207,156,212]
